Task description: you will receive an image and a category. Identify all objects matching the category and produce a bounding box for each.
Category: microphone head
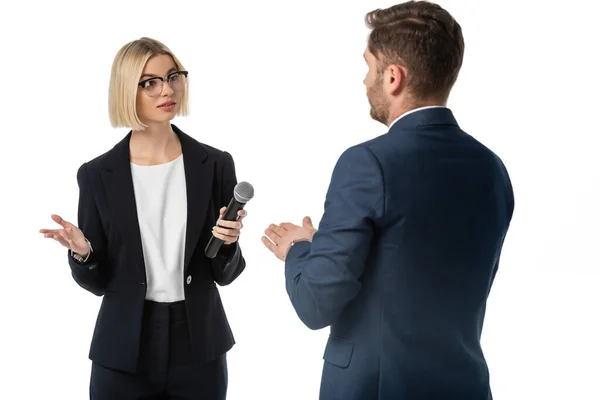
[233,181,254,203]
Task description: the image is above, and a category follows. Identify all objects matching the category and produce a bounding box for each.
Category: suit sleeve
[210,151,246,286]
[284,145,384,330]
[68,162,109,296]
[488,154,514,295]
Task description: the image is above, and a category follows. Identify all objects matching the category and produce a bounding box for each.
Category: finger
[40,229,60,234]
[268,223,280,232]
[57,230,75,248]
[212,230,236,244]
[217,220,242,229]
[303,216,314,229]
[238,210,247,218]
[261,236,277,253]
[278,223,297,231]
[213,226,239,237]
[53,233,70,248]
[273,225,288,237]
[59,227,76,239]
[43,229,64,239]
[224,221,244,230]
[263,231,281,246]
[219,206,226,215]
[51,214,70,228]
[264,225,282,242]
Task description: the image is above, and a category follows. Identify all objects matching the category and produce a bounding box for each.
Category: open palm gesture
[40,214,89,257]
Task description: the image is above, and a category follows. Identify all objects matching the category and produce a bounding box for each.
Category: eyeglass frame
[138,70,189,96]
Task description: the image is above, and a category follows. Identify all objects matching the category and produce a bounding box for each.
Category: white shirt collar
[388,105,447,130]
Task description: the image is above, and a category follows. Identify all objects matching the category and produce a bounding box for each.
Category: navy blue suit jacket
[285,108,514,399]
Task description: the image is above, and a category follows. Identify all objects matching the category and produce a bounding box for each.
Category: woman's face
[136,54,185,127]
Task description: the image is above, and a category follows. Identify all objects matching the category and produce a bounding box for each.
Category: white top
[130,154,187,303]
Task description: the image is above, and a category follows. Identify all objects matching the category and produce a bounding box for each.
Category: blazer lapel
[100,132,146,279]
[174,126,213,274]
[98,126,214,280]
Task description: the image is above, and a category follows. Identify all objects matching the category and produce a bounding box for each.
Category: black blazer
[67,124,245,373]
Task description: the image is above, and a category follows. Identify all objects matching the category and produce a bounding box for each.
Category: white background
[1,0,598,398]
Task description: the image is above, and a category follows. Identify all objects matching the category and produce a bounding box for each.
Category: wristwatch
[71,238,93,264]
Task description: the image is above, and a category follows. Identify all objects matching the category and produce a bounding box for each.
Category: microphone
[205,181,254,258]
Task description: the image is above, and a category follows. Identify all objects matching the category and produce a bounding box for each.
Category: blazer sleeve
[210,151,246,286]
[67,162,109,296]
[284,145,384,330]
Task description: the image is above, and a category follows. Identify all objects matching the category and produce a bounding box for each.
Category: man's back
[292,107,514,399]
[265,3,513,398]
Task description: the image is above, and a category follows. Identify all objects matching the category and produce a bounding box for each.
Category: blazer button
[186,275,192,285]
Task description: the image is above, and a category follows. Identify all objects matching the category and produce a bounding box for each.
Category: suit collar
[387,107,459,133]
[103,124,207,172]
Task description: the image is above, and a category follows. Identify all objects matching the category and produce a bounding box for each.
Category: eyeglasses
[138,71,188,97]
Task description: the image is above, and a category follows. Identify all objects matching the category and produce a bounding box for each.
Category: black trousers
[90,300,228,399]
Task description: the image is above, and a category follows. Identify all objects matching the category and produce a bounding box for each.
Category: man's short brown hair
[366,1,464,101]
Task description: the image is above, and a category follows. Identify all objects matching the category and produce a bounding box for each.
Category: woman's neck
[130,123,182,166]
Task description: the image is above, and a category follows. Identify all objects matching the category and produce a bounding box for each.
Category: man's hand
[262,216,316,261]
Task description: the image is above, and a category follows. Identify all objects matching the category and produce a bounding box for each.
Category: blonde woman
[39,37,247,399]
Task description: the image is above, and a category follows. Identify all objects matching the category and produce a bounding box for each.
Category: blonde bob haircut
[109,37,189,131]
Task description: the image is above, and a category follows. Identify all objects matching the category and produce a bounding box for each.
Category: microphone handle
[205,197,246,258]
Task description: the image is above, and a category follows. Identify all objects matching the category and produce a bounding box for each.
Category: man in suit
[262,1,514,399]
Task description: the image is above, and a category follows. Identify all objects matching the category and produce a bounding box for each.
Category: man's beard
[367,74,390,125]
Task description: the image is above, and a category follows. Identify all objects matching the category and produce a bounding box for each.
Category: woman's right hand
[40,214,89,257]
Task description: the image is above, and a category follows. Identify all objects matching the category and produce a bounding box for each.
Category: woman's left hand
[212,207,247,245]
